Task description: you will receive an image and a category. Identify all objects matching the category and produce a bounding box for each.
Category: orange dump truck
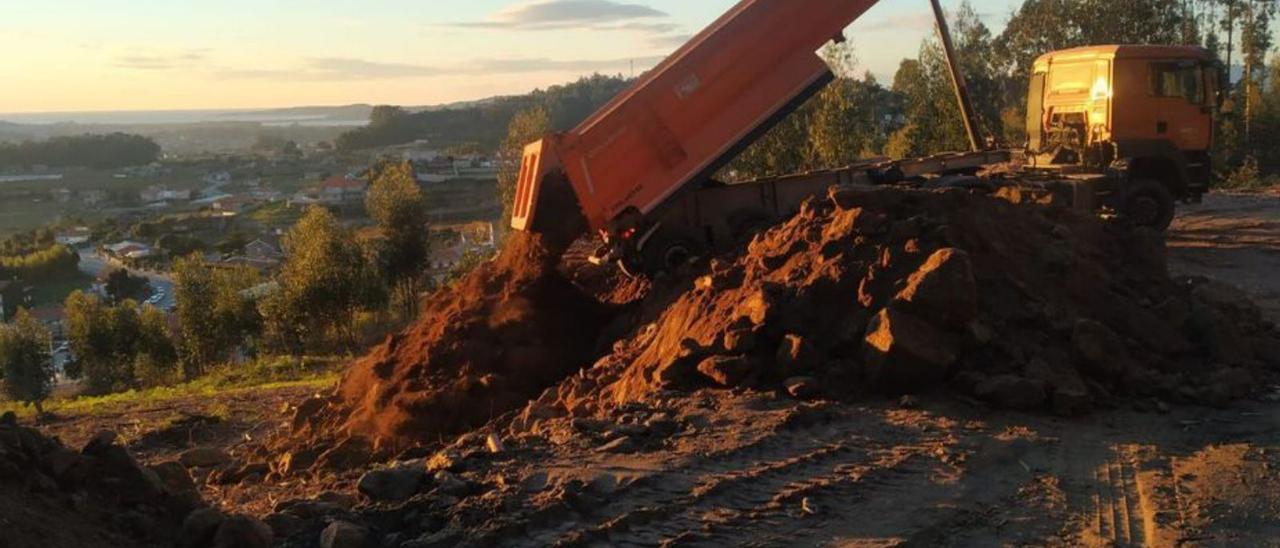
[511,0,886,268]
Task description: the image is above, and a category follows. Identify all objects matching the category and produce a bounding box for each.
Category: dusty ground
[1169,190,1280,320]
[370,191,1280,548]
[33,385,324,464]
[442,390,1280,547]
[13,192,1280,547]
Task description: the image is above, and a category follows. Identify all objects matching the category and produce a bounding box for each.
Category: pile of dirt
[290,231,618,455]
[0,413,202,548]
[527,186,1279,419]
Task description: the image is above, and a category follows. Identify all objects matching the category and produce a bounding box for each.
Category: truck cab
[1025,45,1219,229]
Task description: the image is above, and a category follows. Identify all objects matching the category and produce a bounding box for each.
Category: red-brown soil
[309,231,616,450]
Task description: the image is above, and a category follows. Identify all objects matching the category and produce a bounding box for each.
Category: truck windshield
[1151,62,1204,103]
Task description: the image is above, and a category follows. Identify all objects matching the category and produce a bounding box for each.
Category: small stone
[898,395,920,409]
[319,520,367,548]
[263,512,306,539]
[424,450,461,473]
[784,376,820,400]
[358,466,425,502]
[696,355,753,387]
[485,433,504,454]
[179,447,233,468]
[597,436,633,453]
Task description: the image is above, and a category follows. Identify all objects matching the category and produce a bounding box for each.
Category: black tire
[640,230,706,275]
[1119,179,1176,231]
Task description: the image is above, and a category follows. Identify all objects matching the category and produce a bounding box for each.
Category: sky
[0,0,1021,114]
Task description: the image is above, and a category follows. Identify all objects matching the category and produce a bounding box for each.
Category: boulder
[1071,319,1131,379]
[894,248,978,327]
[1192,280,1263,324]
[357,466,425,502]
[320,520,367,548]
[696,355,753,387]
[182,507,227,547]
[1024,357,1092,417]
[721,328,757,354]
[433,470,469,496]
[776,334,821,373]
[864,307,957,392]
[213,515,273,548]
[179,447,232,469]
[148,460,197,495]
[974,375,1047,410]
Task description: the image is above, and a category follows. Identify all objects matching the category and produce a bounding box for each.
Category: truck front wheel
[1119,179,1176,231]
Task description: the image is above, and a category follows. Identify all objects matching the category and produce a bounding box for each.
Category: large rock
[1071,319,1131,379]
[894,248,978,328]
[320,520,367,548]
[213,515,273,548]
[182,507,228,547]
[1024,356,1091,416]
[357,466,425,502]
[864,307,957,392]
[974,375,1047,410]
[179,447,232,469]
[1192,280,1263,324]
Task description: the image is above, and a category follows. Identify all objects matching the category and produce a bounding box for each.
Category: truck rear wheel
[1119,179,1176,231]
[621,229,706,277]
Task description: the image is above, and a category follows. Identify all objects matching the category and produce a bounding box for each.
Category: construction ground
[4,188,1280,548]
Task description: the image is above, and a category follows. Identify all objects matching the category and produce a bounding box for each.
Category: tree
[497,106,552,226]
[0,309,54,415]
[173,256,260,376]
[263,206,380,353]
[63,291,139,394]
[103,269,150,304]
[133,305,178,387]
[366,160,430,318]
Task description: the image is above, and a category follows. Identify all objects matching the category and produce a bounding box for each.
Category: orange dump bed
[513,0,883,233]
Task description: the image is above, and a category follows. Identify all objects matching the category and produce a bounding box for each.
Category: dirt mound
[0,415,203,548]
[296,232,617,452]
[531,186,1278,416]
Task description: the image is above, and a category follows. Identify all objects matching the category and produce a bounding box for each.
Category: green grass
[0,355,345,419]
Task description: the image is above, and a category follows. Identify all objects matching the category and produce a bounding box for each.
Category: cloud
[457,0,668,30]
[114,49,210,70]
[215,55,666,82]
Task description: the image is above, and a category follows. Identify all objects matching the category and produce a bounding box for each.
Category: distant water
[0,109,367,127]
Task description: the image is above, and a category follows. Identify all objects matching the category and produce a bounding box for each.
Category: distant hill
[334,74,635,152]
[220,104,375,122]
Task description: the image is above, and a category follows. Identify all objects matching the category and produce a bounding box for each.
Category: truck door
[1149,60,1212,151]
